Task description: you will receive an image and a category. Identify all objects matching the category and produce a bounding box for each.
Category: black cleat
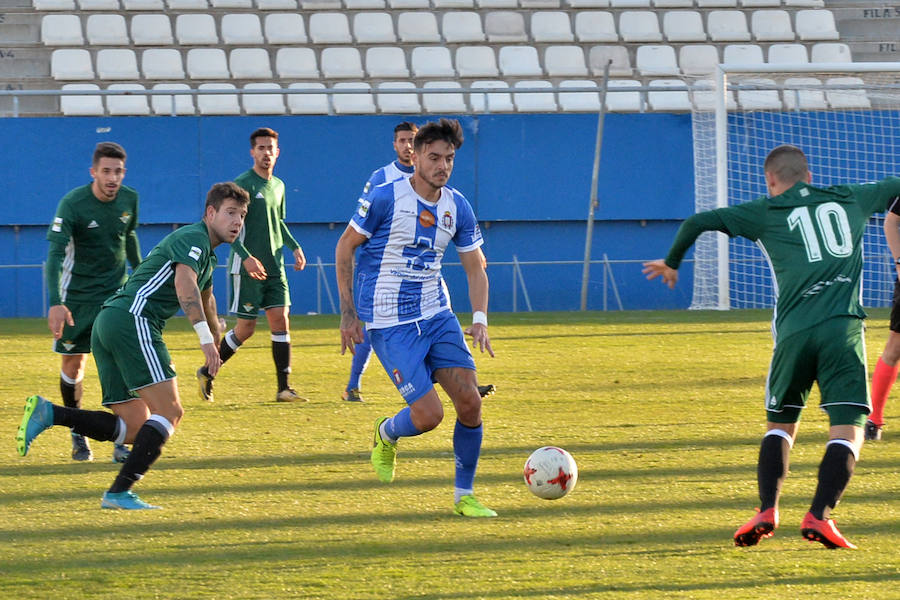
[71,432,93,462]
[864,420,882,441]
[478,384,496,398]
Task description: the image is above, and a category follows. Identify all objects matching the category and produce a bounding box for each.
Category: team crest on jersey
[357,199,370,218]
[120,212,131,224]
[188,246,202,260]
[418,209,435,228]
[392,368,403,384]
[441,211,453,228]
[51,217,63,233]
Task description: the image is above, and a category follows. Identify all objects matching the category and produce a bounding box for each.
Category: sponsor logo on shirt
[52,217,63,233]
[188,246,202,260]
[418,209,435,228]
[87,220,99,229]
[357,199,370,218]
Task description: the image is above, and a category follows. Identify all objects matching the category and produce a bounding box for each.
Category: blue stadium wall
[0,113,698,318]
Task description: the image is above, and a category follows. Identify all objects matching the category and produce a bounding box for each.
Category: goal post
[688,62,900,311]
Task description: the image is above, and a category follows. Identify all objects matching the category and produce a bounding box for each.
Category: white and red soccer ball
[523,446,578,500]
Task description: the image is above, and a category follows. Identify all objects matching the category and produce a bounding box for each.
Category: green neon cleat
[371,416,397,483]
[16,395,54,457]
[453,495,498,518]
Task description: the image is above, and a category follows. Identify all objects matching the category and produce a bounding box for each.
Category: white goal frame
[690,62,900,310]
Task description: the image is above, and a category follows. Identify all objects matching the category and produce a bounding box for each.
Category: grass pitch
[1,310,899,599]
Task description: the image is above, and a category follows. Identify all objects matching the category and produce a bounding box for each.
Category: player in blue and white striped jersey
[336,119,497,517]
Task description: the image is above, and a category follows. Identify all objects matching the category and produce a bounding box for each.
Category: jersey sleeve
[664,210,730,269]
[360,168,386,200]
[349,183,391,239]
[46,196,76,245]
[852,176,900,216]
[451,193,483,253]
[169,229,210,279]
[713,200,767,242]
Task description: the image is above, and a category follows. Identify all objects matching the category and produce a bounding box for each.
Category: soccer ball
[523,446,578,500]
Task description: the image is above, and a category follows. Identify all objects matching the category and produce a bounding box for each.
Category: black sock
[272,334,291,391]
[201,330,241,377]
[108,419,170,494]
[52,405,120,441]
[809,441,856,520]
[757,432,791,511]
[60,376,82,409]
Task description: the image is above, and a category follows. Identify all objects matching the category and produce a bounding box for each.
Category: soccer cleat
[864,420,883,441]
[478,384,496,398]
[112,443,130,464]
[71,432,93,462]
[734,507,779,547]
[101,490,161,510]
[342,388,364,403]
[16,395,54,457]
[800,512,857,549]
[196,368,214,403]
[276,388,309,403]
[453,495,498,518]
[371,416,397,483]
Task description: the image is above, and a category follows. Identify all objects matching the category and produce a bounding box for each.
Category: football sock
[382,407,422,442]
[757,429,792,511]
[271,331,291,391]
[108,415,173,494]
[59,371,83,409]
[809,439,857,520]
[870,356,897,426]
[52,404,119,441]
[453,420,483,496]
[347,332,372,391]
[201,330,242,377]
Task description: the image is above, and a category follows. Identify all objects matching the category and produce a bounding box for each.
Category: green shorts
[765,316,869,427]
[228,271,290,319]
[91,306,175,406]
[53,302,102,354]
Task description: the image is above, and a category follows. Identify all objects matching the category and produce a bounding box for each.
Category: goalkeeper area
[689,64,900,310]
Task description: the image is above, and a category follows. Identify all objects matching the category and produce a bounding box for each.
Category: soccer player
[196,128,307,404]
[17,182,249,510]
[46,141,139,463]
[865,195,900,441]
[335,118,497,518]
[643,145,900,549]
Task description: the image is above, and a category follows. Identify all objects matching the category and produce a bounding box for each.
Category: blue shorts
[368,310,476,404]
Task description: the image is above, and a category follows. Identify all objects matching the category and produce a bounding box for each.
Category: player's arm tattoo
[174,263,207,325]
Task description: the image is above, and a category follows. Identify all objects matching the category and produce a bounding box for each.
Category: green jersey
[46,183,140,305]
[667,177,900,341]
[229,169,300,276]
[103,221,215,324]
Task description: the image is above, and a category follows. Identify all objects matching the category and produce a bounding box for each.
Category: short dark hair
[764,145,808,186]
[92,142,126,165]
[393,122,418,139]
[250,127,278,147]
[414,118,463,152]
[206,182,250,211]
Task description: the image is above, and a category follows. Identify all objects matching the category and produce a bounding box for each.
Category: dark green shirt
[104,221,215,324]
[46,184,140,305]
[229,169,300,276]
[666,177,900,341]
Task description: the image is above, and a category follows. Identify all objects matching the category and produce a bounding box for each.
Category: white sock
[454,488,473,503]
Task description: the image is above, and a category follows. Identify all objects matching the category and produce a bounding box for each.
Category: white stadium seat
[574,11,617,42]
[300,0,340,7]
[60,83,103,115]
[513,80,558,112]
[151,83,195,115]
[456,46,499,77]
[795,9,840,41]
[242,83,285,114]
[141,48,185,79]
[826,77,871,109]
[433,0,473,7]
[636,44,679,76]
[782,77,826,110]
[663,11,706,42]
[211,0,251,6]
[611,0,649,7]
[175,14,218,44]
[167,0,208,7]
[751,10,794,41]
[186,48,230,78]
[810,42,852,62]
[397,12,441,42]
[286,82,330,114]
[498,45,542,76]
[588,45,632,76]
[566,0,609,6]
[767,43,808,64]
[558,80,600,111]
[376,81,421,113]
[197,83,240,114]
[679,44,719,75]
[354,12,396,43]
[722,43,764,64]
[544,45,588,77]
[707,10,751,42]
[736,77,781,109]
[531,12,574,42]
[123,0,161,5]
[78,0,119,9]
[264,14,307,44]
[321,47,364,78]
[221,14,264,45]
[275,47,318,78]
[469,80,514,112]
[365,47,410,78]
[411,46,455,77]
[442,12,485,43]
[605,79,643,111]
[106,83,150,115]
[229,48,272,79]
[653,0,691,7]
[422,81,468,113]
[308,12,352,44]
[690,79,737,110]
[86,14,129,45]
[41,15,84,45]
[698,0,737,7]
[131,14,174,45]
[648,79,691,111]
[258,0,297,8]
[331,82,376,114]
[34,0,76,9]
[618,11,663,42]
[345,0,385,8]
[485,11,527,42]
[96,49,139,79]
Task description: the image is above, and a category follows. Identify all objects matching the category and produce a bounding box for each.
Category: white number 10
[786,202,853,262]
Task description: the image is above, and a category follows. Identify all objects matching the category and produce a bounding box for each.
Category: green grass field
[1,310,899,599]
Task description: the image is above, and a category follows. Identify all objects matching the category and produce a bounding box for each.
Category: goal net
[689,63,900,310]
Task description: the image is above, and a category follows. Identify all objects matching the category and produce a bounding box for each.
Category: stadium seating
[331,82,376,114]
[175,14,218,45]
[321,47,364,78]
[605,79,643,111]
[636,44,679,75]
[619,11,663,42]
[151,82,195,115]
[530,11,574,42]
[242,82,286,114]
[97,49,139,79]
[679,44,719,75]
[588,45,632,76]
[411,46,455,77]
[275,47,319,78]
[397,12,441,42]
[498,46,543,76]
[286,82,330,114]
[557,79,600,111]
[647,79,691,111]
[60,83,104,115]
[767,43,808,63]
[131,14,174,45]
[544,45,588,77]
[485,11,527,42]
[141,48,185,78]
[735,77,781,109]
[825,76,871,108]
[707,10,751,41]
[469,80,514,112]
[442,12,485,42]
[186,48,230,79]
[309,12,352,43]
[422,81,468,113]
[795,9,839,41]
[41,14,83,45]
[376,81,421,113]
[353,12,396,43]
[196,82,240,114]
[456,46,500,77]
[264,13,307,44]
[750,9,794,41]
[574,11,617,42]
[663,11,706,42]
[229,48,272,79]
[106,83,150,115]
[365,46,410,78]
[782,76,827,109]
[221,14,264,44]
[513,80,558,111]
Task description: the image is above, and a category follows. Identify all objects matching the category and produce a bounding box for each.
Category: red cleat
[734,507,779,547]
[800,512,857,549]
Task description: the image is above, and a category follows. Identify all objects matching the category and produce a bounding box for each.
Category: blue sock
[383,406,422,441]
[347,333,372,391]
[453,420,483,493]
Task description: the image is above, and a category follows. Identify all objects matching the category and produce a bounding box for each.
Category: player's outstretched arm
[175,263,222,376]
[335,225,367,355]
[642,259,679,289]
[460,248,494,357]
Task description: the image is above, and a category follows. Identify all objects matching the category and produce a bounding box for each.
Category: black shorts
[891,279,900,332]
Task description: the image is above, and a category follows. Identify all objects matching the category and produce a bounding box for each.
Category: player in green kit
[46,142,139,463]
[17,182,249,510]
[196,127,308,403]
[644,145,900,549]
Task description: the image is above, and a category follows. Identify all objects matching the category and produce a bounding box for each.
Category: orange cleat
[734,507,779,547]
[800,512,857,549]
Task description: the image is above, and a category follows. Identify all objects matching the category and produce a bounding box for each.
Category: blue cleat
[16,395,54,457]
[112,443,130,464]
[101,490,161,510]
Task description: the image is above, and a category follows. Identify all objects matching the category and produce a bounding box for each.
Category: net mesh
[690,67,900,310]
